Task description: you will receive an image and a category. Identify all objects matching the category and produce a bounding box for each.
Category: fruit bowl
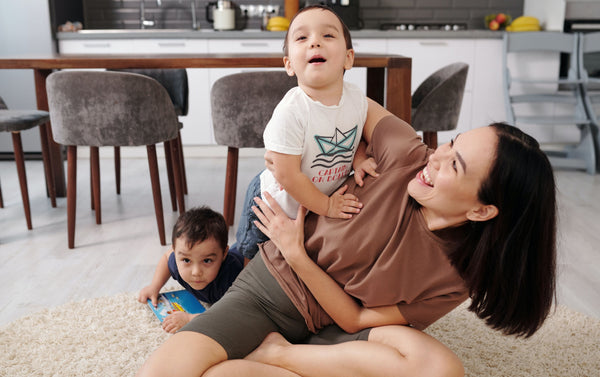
[484,13,512,31]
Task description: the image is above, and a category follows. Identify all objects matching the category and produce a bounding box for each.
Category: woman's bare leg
[204,359,302,377]
[136,332,228,377]
[246,326,463,377]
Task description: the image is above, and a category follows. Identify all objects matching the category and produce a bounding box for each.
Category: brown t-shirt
[260,115,469,333]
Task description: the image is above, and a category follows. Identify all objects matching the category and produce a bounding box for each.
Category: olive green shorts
[180,253,371,359]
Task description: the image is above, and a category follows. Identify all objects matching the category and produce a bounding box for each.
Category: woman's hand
[252,192,308,267]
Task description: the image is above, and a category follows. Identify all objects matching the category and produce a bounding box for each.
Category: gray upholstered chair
[46,70,184,248]
[211,70,297,226]
[411,62,469,149]
[108,68,189,211]
[0,96,56,230]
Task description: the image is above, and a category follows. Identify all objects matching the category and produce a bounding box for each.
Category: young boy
[235,5,378,260]
[138,206,243,333]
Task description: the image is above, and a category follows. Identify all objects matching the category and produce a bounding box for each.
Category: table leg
[385,65,412,123]
[366,62,412,123]
[34,68,66,197]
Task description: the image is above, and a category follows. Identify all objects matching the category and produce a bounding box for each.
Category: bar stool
[210,71,297,226]
[46,70,184,248]
[411,62,469,149]
[0,96,56,230]
[109,68,189,212]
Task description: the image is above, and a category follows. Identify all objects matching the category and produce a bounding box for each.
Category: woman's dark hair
[171,206,228,252]
[449,122,557,338]
[283,4,353,56]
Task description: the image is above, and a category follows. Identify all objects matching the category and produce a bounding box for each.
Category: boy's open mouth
[309,55,326,64]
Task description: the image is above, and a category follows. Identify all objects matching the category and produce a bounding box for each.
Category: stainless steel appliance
[380,22,467,31]
[206,1,236,31]
[560,2,600,90]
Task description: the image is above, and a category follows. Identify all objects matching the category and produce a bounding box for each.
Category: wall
[524,0,565,31]
[81,0,524,31]
[0,0,53,153]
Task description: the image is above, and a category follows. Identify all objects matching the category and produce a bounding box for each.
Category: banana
[266,16,290,31]
[506,16,541,32]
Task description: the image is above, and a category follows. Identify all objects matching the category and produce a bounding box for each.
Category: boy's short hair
[171,206,228,252]
[283,4,353,56]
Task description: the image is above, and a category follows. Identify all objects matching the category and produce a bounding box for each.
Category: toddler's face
[173,236,227,291]
[284,8,353,92]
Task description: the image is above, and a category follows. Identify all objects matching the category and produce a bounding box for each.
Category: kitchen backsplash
[78,0,523,30]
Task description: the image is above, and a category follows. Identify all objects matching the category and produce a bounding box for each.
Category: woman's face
[408,126,498,229]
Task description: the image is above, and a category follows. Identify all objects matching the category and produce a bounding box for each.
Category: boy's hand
[327,185,363,219]
[138,285,160,307]
[353,157,379,187]
[162,312,197,334]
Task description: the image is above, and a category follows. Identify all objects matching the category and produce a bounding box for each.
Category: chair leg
[90,146,101,224]
[114,146,121,195]
[423,131,438,149]
[147,145,166,246]
[178,131,188,195]
[224,147,239,227]
[89,156,94,211]
[170,138,185,215]
[164,140,177,212]
[38,123,56,208]
[67,146,78,249]
[0,178,3,208]
[12,131,32,230]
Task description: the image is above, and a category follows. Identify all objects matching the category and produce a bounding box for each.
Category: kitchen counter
[57,28,502,40]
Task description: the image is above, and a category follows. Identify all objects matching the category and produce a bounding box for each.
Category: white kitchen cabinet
[206,38,286,87]
[388,38,476,143]
[58,39,135,54]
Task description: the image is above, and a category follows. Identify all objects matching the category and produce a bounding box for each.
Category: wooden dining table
[0,53,411,197]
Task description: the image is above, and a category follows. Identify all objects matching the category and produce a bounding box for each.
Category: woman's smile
[417,166,434,187]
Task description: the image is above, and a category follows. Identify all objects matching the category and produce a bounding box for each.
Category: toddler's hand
[138,285,160,307]
[327,185,362,219]
[353,157,379,187]
[162,311,196,334]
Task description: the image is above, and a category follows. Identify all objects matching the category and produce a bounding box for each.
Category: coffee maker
[304,0,362,30]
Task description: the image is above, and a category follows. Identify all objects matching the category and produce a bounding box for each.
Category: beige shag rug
[1,293,599,377]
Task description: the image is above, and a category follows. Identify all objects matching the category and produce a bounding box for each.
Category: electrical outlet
[239,4,281,18]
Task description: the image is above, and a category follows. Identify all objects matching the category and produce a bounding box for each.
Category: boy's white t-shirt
[261,81,368,218]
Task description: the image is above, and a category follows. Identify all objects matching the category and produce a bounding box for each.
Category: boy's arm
[138,249,173,307]
[268,151,362,219]
[352,98,392,186]
[253,193,408,333]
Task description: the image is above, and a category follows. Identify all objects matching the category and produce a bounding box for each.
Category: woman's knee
[137,331,228,377]
[369,325,464,377]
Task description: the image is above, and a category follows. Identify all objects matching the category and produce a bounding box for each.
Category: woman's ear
[467,204,499,222]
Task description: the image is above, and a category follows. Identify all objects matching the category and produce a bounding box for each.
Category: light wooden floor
[1,149,599,327]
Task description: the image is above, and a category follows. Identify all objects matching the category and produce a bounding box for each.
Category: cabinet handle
[240,42,269,48]
[419,41,448,46]
[158,42,186,48]
[83,43,111,48]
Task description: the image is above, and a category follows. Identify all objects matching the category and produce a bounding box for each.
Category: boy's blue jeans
[235,171,269,259]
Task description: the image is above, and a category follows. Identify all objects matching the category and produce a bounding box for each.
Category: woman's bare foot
[245,332,291,364]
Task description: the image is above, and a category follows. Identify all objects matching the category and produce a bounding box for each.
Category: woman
[136,98,556,377]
